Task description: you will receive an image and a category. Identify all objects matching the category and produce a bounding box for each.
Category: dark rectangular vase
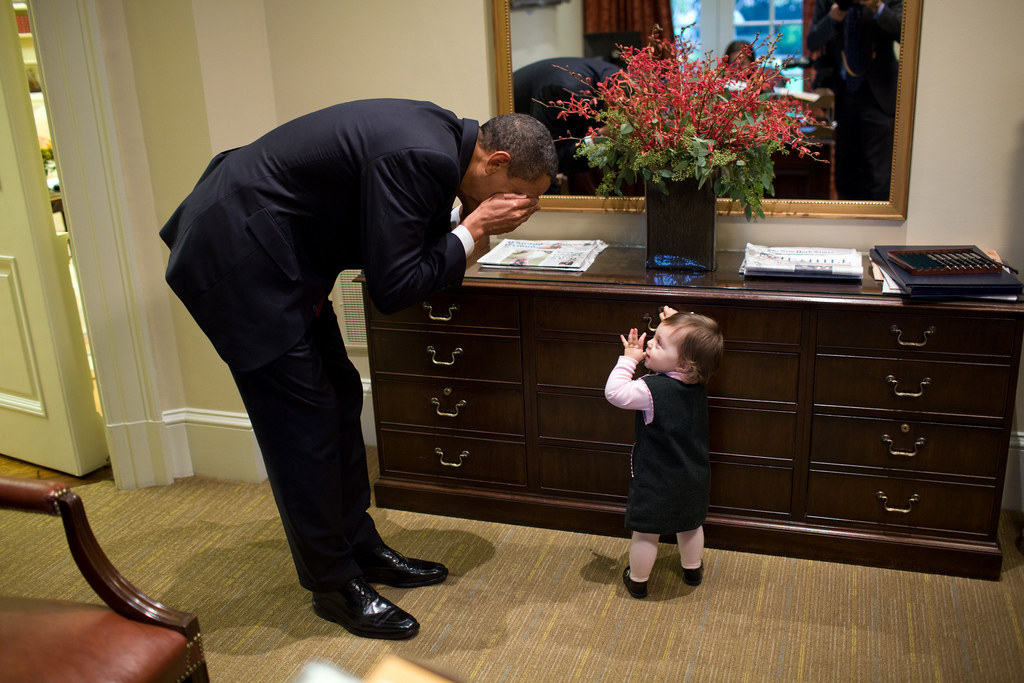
[645,178,717,271]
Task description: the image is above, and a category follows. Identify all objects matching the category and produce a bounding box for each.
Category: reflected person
[513,57,621,194]
[724,39,755,69]
[808,0,903,200]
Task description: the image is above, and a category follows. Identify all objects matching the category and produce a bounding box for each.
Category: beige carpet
[3,472,1023,682]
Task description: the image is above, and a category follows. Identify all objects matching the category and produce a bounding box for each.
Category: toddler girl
[604,306,723,598]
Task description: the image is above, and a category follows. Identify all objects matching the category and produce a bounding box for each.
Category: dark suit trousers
[834,86,894,201]
[230,304,381,593]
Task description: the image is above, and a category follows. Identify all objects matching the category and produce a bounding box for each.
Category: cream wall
[113,0,230,412]
[132,0,498,416]
[192,0,277,151]
[904,3,1024,262]
[107,0,1023,501]
[263,0,494,122]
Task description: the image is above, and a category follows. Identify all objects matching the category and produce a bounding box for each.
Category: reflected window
[672,0,702,47]
[670,0,805,89]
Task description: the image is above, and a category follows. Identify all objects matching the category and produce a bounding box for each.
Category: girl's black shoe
[622,566,648,599]
[683,562,703,586]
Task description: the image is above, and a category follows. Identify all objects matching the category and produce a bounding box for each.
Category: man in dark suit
[160,99,556,639]
[808,0,902,200]
[513,57,620,193]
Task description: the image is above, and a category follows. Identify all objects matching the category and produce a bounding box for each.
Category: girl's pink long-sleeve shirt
[604,356,687,424]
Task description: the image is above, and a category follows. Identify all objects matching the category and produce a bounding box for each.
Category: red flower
[548,27,824,218]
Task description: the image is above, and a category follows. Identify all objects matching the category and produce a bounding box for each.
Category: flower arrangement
[553,28,822,219]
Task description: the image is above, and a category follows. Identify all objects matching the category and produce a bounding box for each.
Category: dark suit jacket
[807,0,902,114]
[513,57,620,174]
[160,99,477,371]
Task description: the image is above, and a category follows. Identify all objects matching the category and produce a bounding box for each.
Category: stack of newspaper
[477,239,608,273]
[739,243,863,280]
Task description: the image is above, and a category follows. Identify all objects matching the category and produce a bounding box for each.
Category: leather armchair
[0,476,209,682]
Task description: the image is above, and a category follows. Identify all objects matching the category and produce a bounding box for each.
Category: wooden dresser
[362,249,1024,579]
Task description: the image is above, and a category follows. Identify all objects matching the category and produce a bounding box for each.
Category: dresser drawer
[806,471,995,535]
[535,338,637,390]
[535,297,801,345]
[536,394,633,446]
[536,339,800,403]
[536,448,798,511]
[535,393,795,461]
[817,311,1016,357]
[370,329,521,382]
[708,350,800,404]
[711,407,797,461]
[537,445,629,498]
[810,414,1003,478]
[813,355,1010,419]
[379,429,526,486]
[709,461,793,516]
[374,379,524,435]
[368,291,519,330]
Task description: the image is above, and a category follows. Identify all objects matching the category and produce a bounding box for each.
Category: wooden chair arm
[0,476,69,514]
[0,477,200,642]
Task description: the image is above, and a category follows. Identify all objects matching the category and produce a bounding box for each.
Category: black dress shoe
[356,544,448,587]
[683,562,704,587]
[622,566,648,599]
[312,578,419,639]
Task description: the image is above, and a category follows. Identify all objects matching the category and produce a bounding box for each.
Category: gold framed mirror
[492,0,922,219]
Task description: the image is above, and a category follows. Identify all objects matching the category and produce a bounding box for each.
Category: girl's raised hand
[619,328,646,361]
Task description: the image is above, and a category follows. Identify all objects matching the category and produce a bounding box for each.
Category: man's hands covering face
[461,193,541,241]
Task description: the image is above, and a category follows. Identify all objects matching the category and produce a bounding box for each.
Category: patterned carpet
[2,474,1023,682]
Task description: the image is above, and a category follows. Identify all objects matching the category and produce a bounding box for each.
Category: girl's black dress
[625,373,711,534]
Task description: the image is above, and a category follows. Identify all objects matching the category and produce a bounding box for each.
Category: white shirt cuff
[452,224,475,258]
[450,206,474,257]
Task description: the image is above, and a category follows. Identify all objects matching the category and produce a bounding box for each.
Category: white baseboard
[161,379,375,482]
[161,407,265,481]
[360,378,377,447]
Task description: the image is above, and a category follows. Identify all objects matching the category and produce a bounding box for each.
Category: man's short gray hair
[479,113,558,183]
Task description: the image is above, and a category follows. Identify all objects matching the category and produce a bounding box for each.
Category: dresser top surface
[462,248,1024,313]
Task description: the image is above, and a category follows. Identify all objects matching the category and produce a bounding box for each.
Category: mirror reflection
[498,0,921,218]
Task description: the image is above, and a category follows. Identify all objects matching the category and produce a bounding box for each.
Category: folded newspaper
[477,239,608,272]
[740,243,863,280]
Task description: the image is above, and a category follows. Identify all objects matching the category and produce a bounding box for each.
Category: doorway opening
[15,2,100,414]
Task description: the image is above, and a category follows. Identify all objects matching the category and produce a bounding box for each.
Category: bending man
[160,99,556,639]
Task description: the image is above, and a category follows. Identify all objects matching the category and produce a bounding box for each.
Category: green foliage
[555,31,821,221]
[40,142,56,174]
[576,123,788,220]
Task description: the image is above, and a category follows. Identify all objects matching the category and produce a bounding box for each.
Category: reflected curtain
[584,0,673,39]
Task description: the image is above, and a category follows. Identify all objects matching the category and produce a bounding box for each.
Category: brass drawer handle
[876,491,920,514]
[885,375,931,398]
[890,324,936,347]
[430,397,466,417]
[435,447,469,468]
[642,307,691,332]
[426,345,463,366]
[423,301,460,321]
[881,434,926,457]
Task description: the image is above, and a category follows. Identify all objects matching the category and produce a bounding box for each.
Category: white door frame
[28,0,186,487]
